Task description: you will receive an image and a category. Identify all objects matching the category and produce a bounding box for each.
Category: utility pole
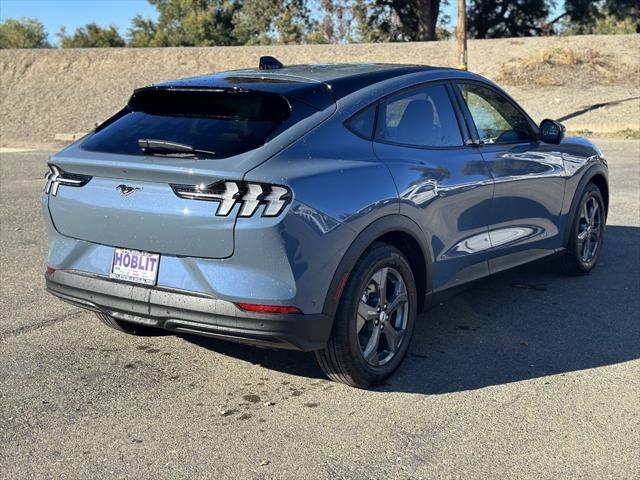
[457,0,468,70]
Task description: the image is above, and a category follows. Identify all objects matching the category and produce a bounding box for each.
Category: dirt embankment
[1,34,638,147]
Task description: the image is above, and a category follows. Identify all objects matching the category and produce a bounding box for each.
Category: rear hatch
[46,86,327,258]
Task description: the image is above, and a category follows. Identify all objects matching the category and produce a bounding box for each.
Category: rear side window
[82,89,317,159]
[375,84,462,147]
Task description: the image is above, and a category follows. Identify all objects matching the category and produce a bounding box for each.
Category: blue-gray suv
[43,59,608,388]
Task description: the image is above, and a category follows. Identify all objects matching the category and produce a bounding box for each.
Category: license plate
[110,248,159,285]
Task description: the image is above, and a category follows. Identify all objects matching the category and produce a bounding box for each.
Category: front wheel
[316,242,417,388]
[559,183,606,275]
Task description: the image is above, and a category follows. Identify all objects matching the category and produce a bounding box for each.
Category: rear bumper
[45,270,333,351]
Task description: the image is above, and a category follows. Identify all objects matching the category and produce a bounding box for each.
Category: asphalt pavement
[1,140,639,479]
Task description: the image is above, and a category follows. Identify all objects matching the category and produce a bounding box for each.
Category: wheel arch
[323,215,433,318]
[563,164,609,248]
[589,173,609,215]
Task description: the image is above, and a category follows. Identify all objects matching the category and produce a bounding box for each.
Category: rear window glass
[82,89,317,159]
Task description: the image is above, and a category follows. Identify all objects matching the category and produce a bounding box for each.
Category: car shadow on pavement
[555,95,640,122]
[183,225,640,394]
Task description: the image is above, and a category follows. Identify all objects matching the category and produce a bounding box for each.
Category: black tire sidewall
[339,245,418,382]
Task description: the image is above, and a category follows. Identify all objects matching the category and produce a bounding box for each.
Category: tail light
[170,181,291,218]
[44,164,92,196]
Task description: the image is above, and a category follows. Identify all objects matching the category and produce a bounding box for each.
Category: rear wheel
[95,312,164,336]
[316,242,417,388]
[559,183,605,275]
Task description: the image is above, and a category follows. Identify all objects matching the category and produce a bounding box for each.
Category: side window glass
[374,84,462,147]
[458,83,532,144]
[345,103,376,139]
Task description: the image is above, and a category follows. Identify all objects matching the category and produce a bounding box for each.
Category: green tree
[275,0,312,43]
[559,0,639,34]
[128,0,241,47]
[128,16,159,47]
[130,0,316,46]
[353,0,448,42]
[0,17,50,49]
[315,0,357,43]
[232,0,289,45]
[467,0,638,39]
[467,0,551,38]
[561,11,637,34]
[58,23,126,47]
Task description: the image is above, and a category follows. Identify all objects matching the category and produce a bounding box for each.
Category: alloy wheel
[356,267,409,367]
[577,196,602,263]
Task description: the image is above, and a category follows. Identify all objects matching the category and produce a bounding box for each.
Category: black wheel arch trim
[322,214,433,318]
[563,163,609,248]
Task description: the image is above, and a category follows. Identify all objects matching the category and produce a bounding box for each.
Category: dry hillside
[1,34,638,147]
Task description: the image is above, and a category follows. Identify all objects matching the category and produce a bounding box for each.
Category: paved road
[1,141,639,479]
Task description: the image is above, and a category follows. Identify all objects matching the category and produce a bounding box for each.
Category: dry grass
[2,34,638,145]
[498,46,632,87]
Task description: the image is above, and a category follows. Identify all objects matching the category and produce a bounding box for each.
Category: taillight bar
[44,164,92,196]
[170,180,291,218]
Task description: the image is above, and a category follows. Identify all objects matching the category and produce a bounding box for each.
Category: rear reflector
[236,303,301,314]
[46,267,56,274]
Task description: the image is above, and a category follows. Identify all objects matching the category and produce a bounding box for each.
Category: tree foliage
[468,0,638,39]
[233,0,312,45]
[128,16,160,47]
[128,0,313,46]
[128,0,241,46]
[0,17,50,49]
[561,11,637,34]
[560,0,639,34]
[467,0,551,38]
[355,0,450,41]
[128,0,450,46]
[315,0,358,43]
[123,0,640,45]
[2,0,638,49]
[58,23,126,47]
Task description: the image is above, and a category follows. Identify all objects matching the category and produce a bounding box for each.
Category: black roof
[149,63,446,110]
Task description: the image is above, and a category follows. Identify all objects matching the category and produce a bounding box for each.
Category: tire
[95,312,165,336]
[559,182,606,275]
[315,242,418,388]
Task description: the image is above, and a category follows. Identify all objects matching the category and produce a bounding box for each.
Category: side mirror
[539,119,566,144]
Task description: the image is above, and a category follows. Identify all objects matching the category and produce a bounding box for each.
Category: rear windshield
[82,89,317,159]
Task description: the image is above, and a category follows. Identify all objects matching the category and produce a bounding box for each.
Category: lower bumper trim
[46,270,332,351]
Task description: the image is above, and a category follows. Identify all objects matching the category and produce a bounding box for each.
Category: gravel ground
[0,140,639,479]
[1,34,639,148]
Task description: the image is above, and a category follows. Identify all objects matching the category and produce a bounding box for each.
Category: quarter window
[458,83,532,144]
[345,103,377,139]
[375,84,462,147]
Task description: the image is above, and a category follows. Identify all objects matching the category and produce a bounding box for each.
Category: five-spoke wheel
[315,242,417,388]
[357,267,409,367]
[559,182,605,275]
[577,196,602,263]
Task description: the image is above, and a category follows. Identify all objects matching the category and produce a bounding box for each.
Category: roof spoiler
[259,56,284,71]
